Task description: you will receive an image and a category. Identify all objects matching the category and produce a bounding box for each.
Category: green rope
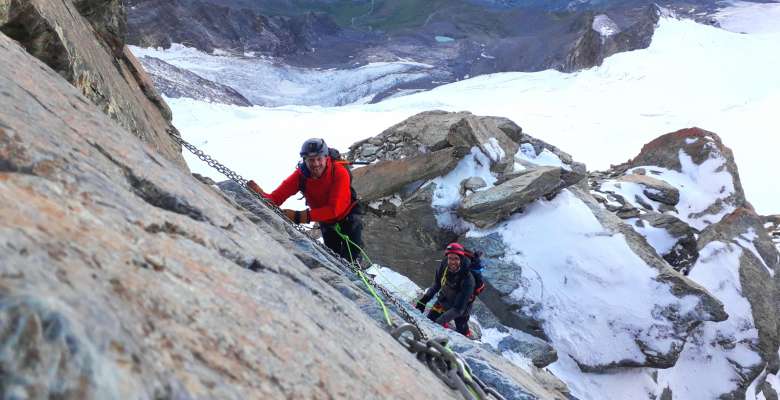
[334,224,393,326]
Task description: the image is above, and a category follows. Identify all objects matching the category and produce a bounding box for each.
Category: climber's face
[304,155,327,178]
[446,253,461,273]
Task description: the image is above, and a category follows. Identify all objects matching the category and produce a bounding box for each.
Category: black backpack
[297,148,360,209]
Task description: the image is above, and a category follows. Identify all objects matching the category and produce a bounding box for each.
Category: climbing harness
[168,129,505,400]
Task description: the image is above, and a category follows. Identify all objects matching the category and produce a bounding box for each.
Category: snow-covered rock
[468,187,727,372]
[458,166,569,228]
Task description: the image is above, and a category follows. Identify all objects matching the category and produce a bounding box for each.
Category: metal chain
[170,129,501,400]
[391,324,506,400]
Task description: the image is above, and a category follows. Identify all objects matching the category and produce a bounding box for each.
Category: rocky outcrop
[352,111,585,286]
[630,127,748,212]
[0,31,575,400]
[138,56,252,106]
[349,110,522,164]
[352,146,469,202]
[564,5,660,72]
[0,0,183,166]
[458,166,566,228]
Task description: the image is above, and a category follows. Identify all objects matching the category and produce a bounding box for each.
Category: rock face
[138,56,253,106]
[564,5,659,71]
[0,0,183,166]
[351,111,586,286]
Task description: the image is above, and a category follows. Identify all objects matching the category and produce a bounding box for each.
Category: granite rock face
[0,0,183,165]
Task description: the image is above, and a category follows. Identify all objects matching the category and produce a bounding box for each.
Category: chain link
[170,129,501,399]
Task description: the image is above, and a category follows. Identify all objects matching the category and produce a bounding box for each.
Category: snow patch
[714,1,780,34]
[431,147,497,230]
[626,218,678,254]
[476,190,703,368]
[657,240,762,398]
[514,143,569,170]
[735,228,775,277]
[593,14,620,37]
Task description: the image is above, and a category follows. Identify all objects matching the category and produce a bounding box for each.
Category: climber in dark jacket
[415,243,476,337]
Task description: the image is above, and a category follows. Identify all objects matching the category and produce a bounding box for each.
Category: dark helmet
[299,138,328,158]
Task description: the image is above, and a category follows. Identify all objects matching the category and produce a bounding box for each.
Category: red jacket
[265,158,354,224]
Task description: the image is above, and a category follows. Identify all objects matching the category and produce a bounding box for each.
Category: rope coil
[170,129,504,400]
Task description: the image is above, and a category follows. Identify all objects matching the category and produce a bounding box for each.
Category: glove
[246,180,265,196]
[414,298,426,313]
[435,309,460,326]
[282,209,310,224]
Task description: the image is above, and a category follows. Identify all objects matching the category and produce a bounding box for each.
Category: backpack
[463,249,486,298]
[297,147,361,211]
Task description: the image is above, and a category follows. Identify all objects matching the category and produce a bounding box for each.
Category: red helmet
[445,243,466,257]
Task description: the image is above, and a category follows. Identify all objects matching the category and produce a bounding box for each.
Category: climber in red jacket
[246,138,364,263]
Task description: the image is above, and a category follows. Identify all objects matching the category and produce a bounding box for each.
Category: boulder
[0,0,184,166]
[349,110,471,163]
[348,111,523,168]
[458,166,565,228]
[629,127,748,212]
[351,146,469,202]
[447,114,519,169]
[460,176,487,195]
[618,174,680,205]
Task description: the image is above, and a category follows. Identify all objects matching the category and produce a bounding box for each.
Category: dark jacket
[420,255,475,314]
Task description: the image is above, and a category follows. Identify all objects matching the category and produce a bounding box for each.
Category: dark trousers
[320,208,364,262]
[426,303,472,336]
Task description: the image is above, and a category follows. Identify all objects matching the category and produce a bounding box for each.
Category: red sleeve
[266,169,301,207]
[309,164,352,222]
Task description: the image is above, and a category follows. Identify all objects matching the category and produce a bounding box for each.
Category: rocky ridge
[348,111,779,398]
